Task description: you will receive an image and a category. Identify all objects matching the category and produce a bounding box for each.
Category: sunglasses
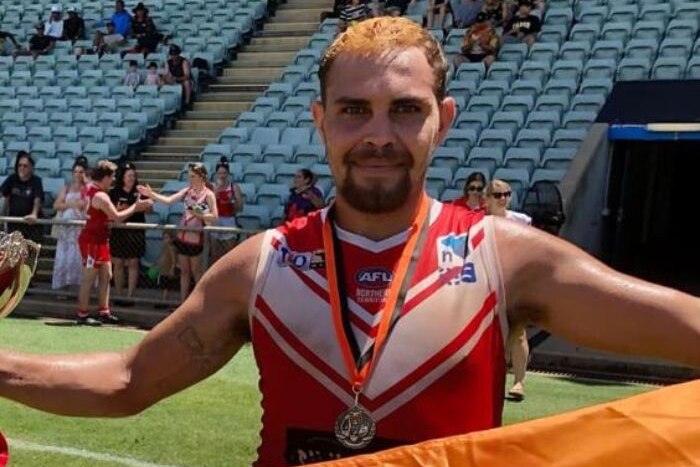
[491,191,512,199]
[467,185,484,192]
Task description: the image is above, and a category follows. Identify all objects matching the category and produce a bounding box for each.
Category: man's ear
[437,96,457,143]
[311,100,327,146]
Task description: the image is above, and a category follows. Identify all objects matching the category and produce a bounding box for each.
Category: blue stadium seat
[447,80,477,99]
[466,95,502,116]
[562,110,597,130]
[477,80,510,99]
[255,184,290,209]
[617,58,652,81]
[27,126,52,143]
[543,78,578,98]
[35,158,60,178]
[426,167,454,193]
[552,128,587,148]
[237,205,271,230]
[542,147,577,169]
[538,24,569,45]
[600,21,632,42]
[570,94,606,112]
[639,3,671,23]
[264,82,295,101]
[453,167,490,188]
[293,145,325,167]
[219,127,249,148]
[591,40,625,61]
[535,94,571,113]
[504,147,541,175]
[478,129,514,150]
[250,127,280,146]
[583,59,617,80]
[519,61,550,84]
[490,111,524,135]
[652,57,688,79]
[432,147,466,172]
[281,127,311,147]
[466,147,503,175]
[569,24,601,45]
[265,111,295,130]
[687,56,700,80]
[528,42,560,65]
[667,19,699,38]
[531,168,567,185]
[526,110,561,131]
[500,95,534,116]
[498,43,529,65]
[261,144,294,167]
[232,143,263,166]
[608,4,639,24]
[54,127,78,143]
[510,79,544,99]
[514,128,552,154]
[274,163,305,186]
[443,128,479,148]
[487,62,520,83]
[545,7,574,25]
[5,141,30,159]
[632,20,666,41]
[659,37,693,57]
[551,59,584,81]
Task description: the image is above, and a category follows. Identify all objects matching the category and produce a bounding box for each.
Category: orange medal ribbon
[322,195,430,394]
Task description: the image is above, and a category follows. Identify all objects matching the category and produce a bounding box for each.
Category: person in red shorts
[77,160,152,326]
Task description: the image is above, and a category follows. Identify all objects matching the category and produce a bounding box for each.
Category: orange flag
[315,380,700,466]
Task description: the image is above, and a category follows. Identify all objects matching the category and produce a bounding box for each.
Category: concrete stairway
[137,0,332,189]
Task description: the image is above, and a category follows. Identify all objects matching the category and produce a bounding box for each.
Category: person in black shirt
[63,6,86,42]
[0,31,19,54]
[130,2,162,55]
[164,44,192,109]
[14,23,54,58]
[109,163,147,304]
[504,0,540,46]
[0,152,44,244]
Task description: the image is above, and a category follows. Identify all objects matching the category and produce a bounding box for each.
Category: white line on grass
[8,438,181,467]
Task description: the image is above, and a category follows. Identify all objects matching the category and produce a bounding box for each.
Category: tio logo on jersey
[355,268,393,289]
[436,233,477,285]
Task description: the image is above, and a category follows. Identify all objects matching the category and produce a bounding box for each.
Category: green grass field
[0,318,654,466]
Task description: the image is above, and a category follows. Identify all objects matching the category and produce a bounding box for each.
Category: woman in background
[52,158,88,291]
[138,163,218,303]
[453,172,487,213]
[109,162,147,304]
[485,179,531,401]
[284,169,325,222]
[210,157,243,263]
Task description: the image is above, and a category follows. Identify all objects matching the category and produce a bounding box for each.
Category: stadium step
[220,67,283,79]
[277,0,331,8]
[197,91,260,102]
[174,120,234,131]
[180,110,239,121]
[141,145,202,154]
[235,51,298,66]
[249,36,310,48]
[138,169,178,181]
[270,9,327,22]
[165,129,224,138]
[207,83,269,92]
[157,136,217,146]
[192,101,251,112]
[262,22,319,33]
[131,160,184,171]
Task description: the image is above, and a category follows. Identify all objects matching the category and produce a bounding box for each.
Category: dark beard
[338,145,414,214]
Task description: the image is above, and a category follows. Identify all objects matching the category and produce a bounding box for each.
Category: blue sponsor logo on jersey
[355,268,393,289]
[278,246,325,270]
[436,233,477,285]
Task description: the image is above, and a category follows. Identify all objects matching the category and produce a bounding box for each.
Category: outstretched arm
[495,218,700,369]
[0,233,264,417]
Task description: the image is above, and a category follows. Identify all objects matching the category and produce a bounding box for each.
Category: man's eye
[341,106,367,115]
[394,104,421,113]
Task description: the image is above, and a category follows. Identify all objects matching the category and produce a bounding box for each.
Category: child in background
[123,59,141,87]
[157,230,178,302]
[144,61,161,86]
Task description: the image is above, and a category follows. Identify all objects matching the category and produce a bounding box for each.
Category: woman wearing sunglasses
[453,172,487,213]
[485,179,532,402]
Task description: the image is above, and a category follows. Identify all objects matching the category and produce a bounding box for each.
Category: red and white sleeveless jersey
[249,200,508,466]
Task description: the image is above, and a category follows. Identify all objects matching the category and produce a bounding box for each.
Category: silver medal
[335,403,376,450]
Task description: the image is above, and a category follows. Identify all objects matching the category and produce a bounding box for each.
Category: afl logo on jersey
[355,268,393,289]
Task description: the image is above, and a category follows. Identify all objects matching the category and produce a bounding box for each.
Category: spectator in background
[503,0,540,46]
[137,163,218,304]
[109,163,147,305]
[63,6,86,42]
[284,169,325,222]
[15,23,54,58]
[144,61,162,86]
[210,158,244,263]
[78,161,151,326]
[156,231,178,303]
[92,21,124,56]
[44,5,64,41]
[0,31,20,54]
[164,45,193,110]
[52,158,88,292]
[427,0,448,29]
[102,0,132,37]
[453,13,501,68]
[484,179,532,401]
[481,0,509,28]
[452,171,487,213]
[338,0,369,32]
[130,2,162,56]
[0,152,44,245]
[123,60,141,87]
[451,0,484,28]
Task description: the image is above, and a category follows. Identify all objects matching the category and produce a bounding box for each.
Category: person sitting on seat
[453,13,501,69]
[164,44,193,110]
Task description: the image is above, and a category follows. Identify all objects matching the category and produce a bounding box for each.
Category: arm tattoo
[177,326,223,371]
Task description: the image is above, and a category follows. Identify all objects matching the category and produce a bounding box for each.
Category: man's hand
[23,214,37,224]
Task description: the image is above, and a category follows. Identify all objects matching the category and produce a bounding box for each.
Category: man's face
[115,1,124,12]
[98,174,115,190]
[16,159,32,180]
[313,47,454,214]
[518,4,530,15]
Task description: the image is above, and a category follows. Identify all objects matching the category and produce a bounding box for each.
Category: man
[0,152,44,245]
[99,0,132,37]
[451,0,485,28]
[164,44,192,109]
[0,31,20,54]
[15,23,54,58]
[92,21,124,55]
[503,0,541,46]
[63,6,86,42]
[453,12,501,69]
[44,5,64,40]
[0,17,699,467]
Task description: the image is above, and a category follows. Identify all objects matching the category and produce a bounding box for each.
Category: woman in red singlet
[210,157,243,263]
[138,163,218,303]
[452,172,487,213]
[77,160,152,326]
